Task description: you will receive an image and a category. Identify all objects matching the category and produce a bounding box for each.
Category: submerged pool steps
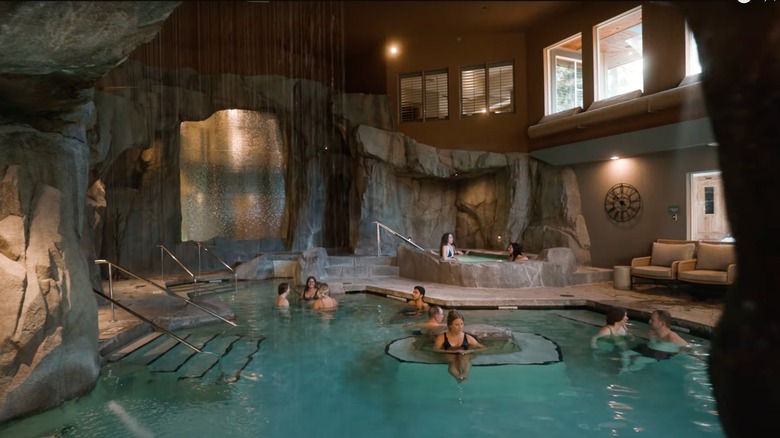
[106,330,265,382]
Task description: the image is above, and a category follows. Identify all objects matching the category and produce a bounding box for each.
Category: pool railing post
[376,221,381,256]
[107,263,116,322]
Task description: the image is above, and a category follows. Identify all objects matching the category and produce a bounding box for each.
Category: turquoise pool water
[456,254,507,263]
[0,280,722,437]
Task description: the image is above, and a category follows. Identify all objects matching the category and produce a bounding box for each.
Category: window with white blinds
[460,65,486,116]
[399,69,449,123]
[461,61,514,117]
[488,62,514,114]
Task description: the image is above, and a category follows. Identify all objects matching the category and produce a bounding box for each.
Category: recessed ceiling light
[610,156,620,160]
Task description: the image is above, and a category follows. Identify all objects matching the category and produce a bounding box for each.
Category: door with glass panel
[689,171,731,241]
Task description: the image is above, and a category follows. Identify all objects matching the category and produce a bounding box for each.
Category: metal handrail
[372,221,426,256]
[95,259,237,327]
[158,244,197,292]
[92,288,202,353]
[193,241,238,294]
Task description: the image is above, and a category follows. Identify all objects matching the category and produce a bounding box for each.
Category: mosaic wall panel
[180,110,288,241]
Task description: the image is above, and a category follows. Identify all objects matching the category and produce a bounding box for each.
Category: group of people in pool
[439,232,529,262]
[400,285,486,382]
[274,276,338,312]
[591,306,689,372]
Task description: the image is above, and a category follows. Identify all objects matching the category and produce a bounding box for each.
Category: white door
[689,171,732,241]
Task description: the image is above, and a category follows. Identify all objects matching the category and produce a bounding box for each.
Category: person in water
[403,305,446,335]
[274,282,290,308]
[311,283,338,312]
[406,285,430,313]
[439,232,469,261]
[300,276,318,302]
[591,306,633,349]
[507,243,529,262]
[433,310,485,382]
[620,309,688,372]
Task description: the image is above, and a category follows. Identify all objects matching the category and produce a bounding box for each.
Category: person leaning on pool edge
[507,242,529,262]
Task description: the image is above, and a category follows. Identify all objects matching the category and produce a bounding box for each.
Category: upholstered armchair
[678,242,737,286]
[630,242,697,287]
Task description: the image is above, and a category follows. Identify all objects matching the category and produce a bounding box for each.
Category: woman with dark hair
[440,232,469,261]
[300,276,318,301]
[590,306,633,349]
[507,243,529,262]
[433,310,485,382]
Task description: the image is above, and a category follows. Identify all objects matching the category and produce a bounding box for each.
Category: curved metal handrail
[95,259,237,327]
[193,241,238,294]
[93,288,202,353]
[194,242,236,275]
[372,221,426,256]
[158,244,197,289]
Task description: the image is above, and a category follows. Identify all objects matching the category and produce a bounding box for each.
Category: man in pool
[274,282,290,308]
[403,305,446,335]
[620,309,688,372]
[405,285,430,314]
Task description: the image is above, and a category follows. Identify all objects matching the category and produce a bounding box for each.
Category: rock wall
[90,61,593,277]
[0,1,181,424]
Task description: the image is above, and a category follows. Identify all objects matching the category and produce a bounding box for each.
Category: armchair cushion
[696,243,735,271]
[650,242,696,267]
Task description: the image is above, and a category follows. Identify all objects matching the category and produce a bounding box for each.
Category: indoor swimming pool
[0,280,722,437]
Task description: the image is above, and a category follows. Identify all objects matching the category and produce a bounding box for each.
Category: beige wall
[385,32,528,152]
[380,1,697,153]
[572,145,720,268]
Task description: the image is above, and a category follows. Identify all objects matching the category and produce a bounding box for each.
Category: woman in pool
[311,283,338,311]
[440,232,469,261]
[300,276,318,302]
[590,306,633,350]
[507,243,529,262]
[433,310,485,382]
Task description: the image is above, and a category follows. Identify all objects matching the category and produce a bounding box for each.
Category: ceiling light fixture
[610,156,620,160]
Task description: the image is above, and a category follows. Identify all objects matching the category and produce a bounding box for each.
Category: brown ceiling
[125,1,581,80]
[343,1,580,56]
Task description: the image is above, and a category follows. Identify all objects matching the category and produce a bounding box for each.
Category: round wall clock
[604,183,641,222]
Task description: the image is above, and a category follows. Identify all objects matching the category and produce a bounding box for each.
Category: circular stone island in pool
[385,324,562,366]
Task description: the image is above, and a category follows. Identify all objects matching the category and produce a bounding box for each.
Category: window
[595,7,643,100]
[460,61,514,117]
[685,22,702,76]
[545,34,583,114]
[399,69,448,123]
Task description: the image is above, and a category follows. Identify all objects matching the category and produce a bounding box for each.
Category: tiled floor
[97,275,725,356]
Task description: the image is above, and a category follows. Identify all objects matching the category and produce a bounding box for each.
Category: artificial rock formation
[92,59,592,278]
[0,1,181,424]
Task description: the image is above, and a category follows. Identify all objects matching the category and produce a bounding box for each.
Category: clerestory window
[399,69,448,123]
[545,34,583,115]
[460,61,514,117]
[595,6,643,101]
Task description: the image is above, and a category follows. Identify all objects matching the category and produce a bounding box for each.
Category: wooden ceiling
[343,1,581,56]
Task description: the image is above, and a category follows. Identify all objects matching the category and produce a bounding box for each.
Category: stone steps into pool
[106,330,265,382]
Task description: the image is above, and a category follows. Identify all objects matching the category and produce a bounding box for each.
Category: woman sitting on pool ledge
[433,310,485,382]
[507,243,529,262]
[440,232,469,261]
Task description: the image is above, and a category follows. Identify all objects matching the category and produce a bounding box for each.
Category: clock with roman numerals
[604,183,641,222]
